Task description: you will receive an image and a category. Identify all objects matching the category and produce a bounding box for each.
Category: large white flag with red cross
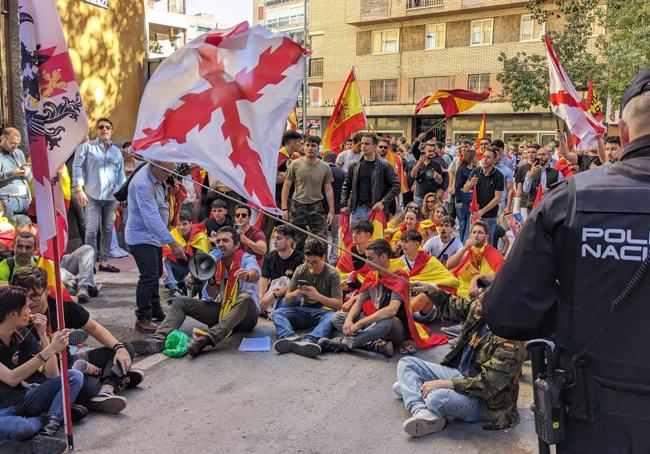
[545,35,605,151]
[19,0,88,258]
[132,23,308,213]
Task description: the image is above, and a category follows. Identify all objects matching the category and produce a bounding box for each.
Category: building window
[370,79,398,103]
[470,18,493,46]
[309,58,323,77]
[406,0,444,8]
[468,74,490,93]
[520,14,544,42]
[425,23,446,50]
[371,29,400,54]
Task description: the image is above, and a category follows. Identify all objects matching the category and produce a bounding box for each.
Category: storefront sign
[82,0,109,9]
[322,98,371,107]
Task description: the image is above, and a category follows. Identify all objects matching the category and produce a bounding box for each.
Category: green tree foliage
[597,1,650,108]
[497,0,603,112]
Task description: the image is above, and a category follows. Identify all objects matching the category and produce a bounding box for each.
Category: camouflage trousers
[290,200,328,251]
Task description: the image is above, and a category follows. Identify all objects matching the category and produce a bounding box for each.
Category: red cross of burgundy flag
[19,0,88,259]
[132,23,308,214]
[545,35,605,151]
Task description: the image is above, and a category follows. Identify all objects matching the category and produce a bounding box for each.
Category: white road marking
[133,353,168,371]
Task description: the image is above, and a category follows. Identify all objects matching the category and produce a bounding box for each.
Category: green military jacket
[431,291,527,430]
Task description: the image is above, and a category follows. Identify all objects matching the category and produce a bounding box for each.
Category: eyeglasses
[98,124,112,130]
[28,289,46,302]
[378,145,388,149]
[234,213,248,218]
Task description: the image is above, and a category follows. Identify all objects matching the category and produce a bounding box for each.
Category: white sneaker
[402,409,446,437]
[392,381,402,398]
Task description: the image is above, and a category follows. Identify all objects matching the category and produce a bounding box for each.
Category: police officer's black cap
[621,68,650,111]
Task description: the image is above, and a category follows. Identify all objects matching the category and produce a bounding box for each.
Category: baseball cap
[621,68,650,111]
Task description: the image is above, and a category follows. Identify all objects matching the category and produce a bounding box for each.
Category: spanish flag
[369,209,386,242]
[390,251,459,295]
[336,213,367,289]
[452,244,504,298]
[360,269,447,348]
[323,69,367,152]
[163,224,210,262]
[389,220,435,247]
[415,88,491,116]
[475,111,487,159]
[287,107,298,131]
[386,149,408,193]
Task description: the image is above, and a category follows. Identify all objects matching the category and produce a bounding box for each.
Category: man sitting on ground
[154,227,260,358]
[259,225,304,318]
[273,240,342,358]
[202,199,233,238]
[323,240,408,357]
[393,279,526,437]
[233,205,267,264]
[12,267,143,415]
[422,216,463,267]
[3,218,98,303]
[336,219,373,297]
[163,210,210,298]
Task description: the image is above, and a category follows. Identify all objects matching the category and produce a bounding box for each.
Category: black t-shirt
[261,249,304,282]
[357,160,373,206]
[323,164,346,214]
[47,296,90,331]
[415,160,445,197]
[202,215,234,238]
[491,224,507,247]
[578,155,601,172]
[471,167,505,218]
[514,163,531,206]
[0,328,39,408]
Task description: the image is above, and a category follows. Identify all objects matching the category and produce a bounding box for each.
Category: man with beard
[423,216,463,266]
[522,145,563,211]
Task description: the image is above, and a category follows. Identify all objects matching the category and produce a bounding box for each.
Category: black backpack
[114,162,147,203]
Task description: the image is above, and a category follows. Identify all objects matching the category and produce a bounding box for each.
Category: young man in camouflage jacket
[393,280,526,437]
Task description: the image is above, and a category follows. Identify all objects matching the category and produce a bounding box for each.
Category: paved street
[70,257,537,454]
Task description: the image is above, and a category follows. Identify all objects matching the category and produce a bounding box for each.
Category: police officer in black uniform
[482,69,650,453]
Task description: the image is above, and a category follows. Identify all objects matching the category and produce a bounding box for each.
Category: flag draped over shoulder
[545,35,605,151]
[132,23,308,214]
[322,69,367,153]
[390,251,459,295]
[19,0,88,259]
[360,269,447,348]
[452,244,504,298]
[163,224,210,262]
[368,210,386,242]
[415,88,491,116]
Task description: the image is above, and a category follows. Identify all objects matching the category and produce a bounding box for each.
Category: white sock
[412,407,436,420]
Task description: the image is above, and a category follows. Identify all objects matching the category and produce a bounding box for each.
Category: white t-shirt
[423,236,463,263]
[335,149,363,173]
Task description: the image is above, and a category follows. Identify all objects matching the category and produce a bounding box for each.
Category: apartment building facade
[254,0,307,45]
[147,0,188,57]
[307,0,563,145]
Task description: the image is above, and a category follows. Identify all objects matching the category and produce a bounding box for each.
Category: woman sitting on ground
[385,202,421,238]
[390,210,434,256]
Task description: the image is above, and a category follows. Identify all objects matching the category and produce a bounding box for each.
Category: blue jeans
[163,259,189,287]
[1,196,30,217]
[0,369,84,440]
[396,357,483,422]
[483,216,497,245]
[350,205,372,222]
[272,305,334,343]
[457,202,471,242]
[85,197,118,262]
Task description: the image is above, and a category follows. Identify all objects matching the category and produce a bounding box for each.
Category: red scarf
[215,249,245,320]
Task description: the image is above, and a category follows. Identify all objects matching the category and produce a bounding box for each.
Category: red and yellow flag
[163,223,210,262]
[368,209,386,242]
[452,244,504,298]
[360,269,447,348]
[390,251,459,295]
[323,69,367,152]
[415,88,491,116]
[287,107,298,131]
[386,150,408,193]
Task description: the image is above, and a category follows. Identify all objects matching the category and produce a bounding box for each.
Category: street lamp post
[302,0,308,133]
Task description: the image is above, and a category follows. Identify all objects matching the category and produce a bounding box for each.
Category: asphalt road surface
[70,257,537,454]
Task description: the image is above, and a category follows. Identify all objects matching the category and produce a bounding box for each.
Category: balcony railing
[406,0,443,9]
[309,58,323,77]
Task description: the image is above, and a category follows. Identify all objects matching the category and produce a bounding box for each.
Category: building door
[414,116,446,142]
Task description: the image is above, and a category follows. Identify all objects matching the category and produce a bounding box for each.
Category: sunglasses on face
[98,124,112,130]
[234,213,248,218]
[378,145,388,149]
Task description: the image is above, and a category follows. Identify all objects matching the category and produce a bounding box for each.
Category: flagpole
[50,176,74,451]
[131,153,412,286]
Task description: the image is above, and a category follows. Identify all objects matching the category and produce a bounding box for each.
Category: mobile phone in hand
[297,279,309,287]
[111,362,124,378]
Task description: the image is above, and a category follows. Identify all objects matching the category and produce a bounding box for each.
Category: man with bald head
[0,128,32,216]
[483,69,650,451]
[126,159,187,333]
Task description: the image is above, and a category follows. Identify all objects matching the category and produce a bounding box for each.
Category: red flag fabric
[360,269,448,348]
[469,188,480,224]
[132,23,308,214]
[532,183,544,209]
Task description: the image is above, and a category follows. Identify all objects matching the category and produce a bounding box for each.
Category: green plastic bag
[163,330,191,357]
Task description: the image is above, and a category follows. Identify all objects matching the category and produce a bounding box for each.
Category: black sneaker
[151,306,166,322]
[124,369,145,388]
[290,341,321,358]
[71,404,88,422]
[76,286,90,304]
[365,339,395,357]
[317,337,346,353]
[273,336,300,354]
[31,434,67,454]
[87,392,128,414]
